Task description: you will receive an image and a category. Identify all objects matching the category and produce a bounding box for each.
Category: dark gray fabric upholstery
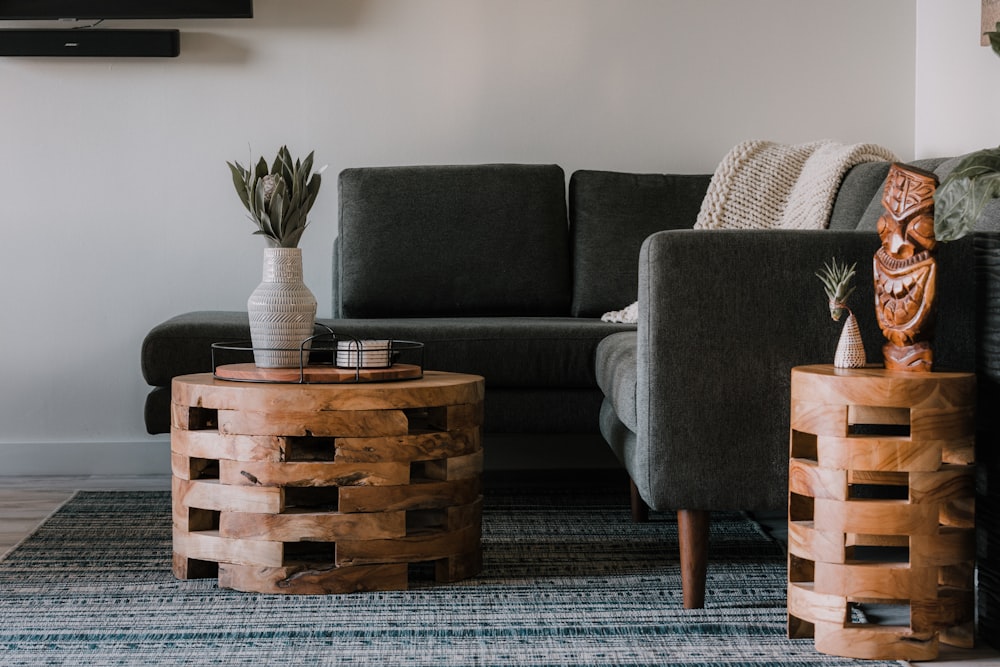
[980,201,1000,233]
[315,317,635,388]
[482,387,607,433]
[594,332,638,432]
[828,162,891,230]
[603,229,976,513]
[331,235,342,317]
[143,386,171,435]
[856,184,888,231]
[599,398,637,470]
[568,171,709,317]
[337,164,571,317]
[141,310,251,385]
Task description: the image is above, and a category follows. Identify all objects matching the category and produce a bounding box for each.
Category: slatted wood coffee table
[787,364,975,661]
[170,370,484,594]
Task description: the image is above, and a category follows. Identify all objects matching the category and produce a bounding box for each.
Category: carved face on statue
[874,163,939,371]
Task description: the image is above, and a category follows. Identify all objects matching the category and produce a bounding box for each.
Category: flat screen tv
[0,1,253,20]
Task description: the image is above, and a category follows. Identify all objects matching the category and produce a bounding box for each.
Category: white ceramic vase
[247,247,317,368]
[834,311,866,369]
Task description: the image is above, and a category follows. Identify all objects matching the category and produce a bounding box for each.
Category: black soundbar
[0,29,180,57]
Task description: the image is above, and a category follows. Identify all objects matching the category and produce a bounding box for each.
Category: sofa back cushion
[337,164,571,317]
[828,162,892,230]
[569,170,710,317]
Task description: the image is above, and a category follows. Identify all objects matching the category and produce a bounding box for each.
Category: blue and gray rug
[0,488,903,666]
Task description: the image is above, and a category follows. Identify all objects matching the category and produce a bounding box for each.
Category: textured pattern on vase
[247,248,317,368]
[833,312,866,368]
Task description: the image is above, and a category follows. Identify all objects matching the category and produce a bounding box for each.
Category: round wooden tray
[214,363,423,383]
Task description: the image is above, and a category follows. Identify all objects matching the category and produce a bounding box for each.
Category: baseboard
[0,434,618,477]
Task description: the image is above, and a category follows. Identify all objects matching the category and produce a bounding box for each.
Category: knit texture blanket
[694,140,898,230]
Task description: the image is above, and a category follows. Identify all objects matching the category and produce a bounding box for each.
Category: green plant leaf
[259,209,273,239]
[276,146,294,188]
[934,147,1000,241]
[944,147,1000,181]
[253,156,269,181]
[270,181,288,240]
[253,178,269,233]
[300,152,315,185]
[227,162,252,212]
[270,192,286,240]
[283,225,306,249]
[935,172,1000,241]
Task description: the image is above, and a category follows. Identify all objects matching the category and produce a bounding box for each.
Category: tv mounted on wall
[0,1,253,20]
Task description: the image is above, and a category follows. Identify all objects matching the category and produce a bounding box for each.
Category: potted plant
[817,257,866,368]
[227,146,325,368]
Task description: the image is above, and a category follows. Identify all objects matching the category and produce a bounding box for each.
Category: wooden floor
[0,475,170,558]
[0,475,997,666]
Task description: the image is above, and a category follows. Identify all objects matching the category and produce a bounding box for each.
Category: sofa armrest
[633,229,975,511]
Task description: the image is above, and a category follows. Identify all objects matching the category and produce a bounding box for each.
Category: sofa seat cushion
[318,316,635,388]
[595,331,638,432]
[141,311,252,385]
[141,311,635,389]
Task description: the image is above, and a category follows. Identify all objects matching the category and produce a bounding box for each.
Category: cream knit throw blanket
[694,140,899,230]
[602,139,898,324]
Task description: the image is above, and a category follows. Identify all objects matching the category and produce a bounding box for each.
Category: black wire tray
[211,327,425,384]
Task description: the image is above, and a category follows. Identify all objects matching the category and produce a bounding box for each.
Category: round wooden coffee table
[170,370,484,594]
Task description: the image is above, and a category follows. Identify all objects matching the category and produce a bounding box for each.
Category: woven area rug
[0,488,903,666]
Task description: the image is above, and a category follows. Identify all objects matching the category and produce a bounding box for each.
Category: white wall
[915,0,1000,158]
[0,0,917,475]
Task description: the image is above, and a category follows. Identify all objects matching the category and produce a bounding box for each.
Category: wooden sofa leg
[629,478,649,523]
[678,509,710,609]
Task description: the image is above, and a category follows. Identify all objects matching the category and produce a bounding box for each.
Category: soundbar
[0,29,180,57]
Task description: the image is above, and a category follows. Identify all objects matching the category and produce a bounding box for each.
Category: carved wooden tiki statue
[874,163,938,372]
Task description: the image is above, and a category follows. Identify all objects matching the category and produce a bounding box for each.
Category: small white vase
[834,312,866,369]
[247,247,317,368]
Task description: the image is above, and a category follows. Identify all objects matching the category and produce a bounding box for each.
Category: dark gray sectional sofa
[141,159,965,441]
[142,161,984,456]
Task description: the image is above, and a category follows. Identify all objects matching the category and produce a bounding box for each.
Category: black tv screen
[0,1,253,19]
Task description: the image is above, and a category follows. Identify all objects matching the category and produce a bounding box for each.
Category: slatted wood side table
[787,365,976,661]
[171,370,484,595]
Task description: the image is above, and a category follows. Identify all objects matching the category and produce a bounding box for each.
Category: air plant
[816,258,857,322]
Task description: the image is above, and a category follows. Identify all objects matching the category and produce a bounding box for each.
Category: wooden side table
[170,370,485,595]
[787,365,976,661]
